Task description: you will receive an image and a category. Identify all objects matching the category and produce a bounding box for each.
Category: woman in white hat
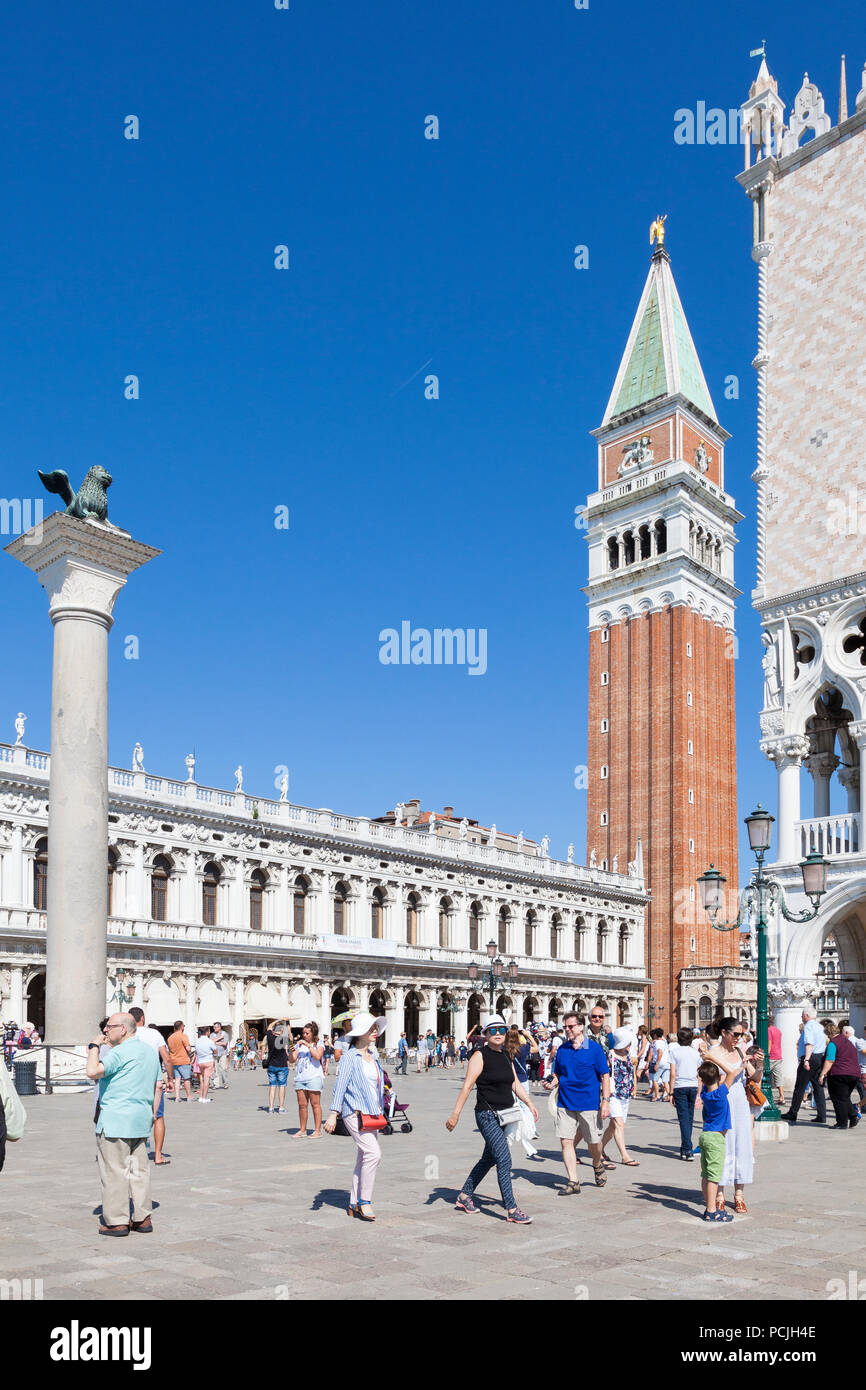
[601,1027,640,1167]
[323,1012,386,1221]
[445,1015,538,1223]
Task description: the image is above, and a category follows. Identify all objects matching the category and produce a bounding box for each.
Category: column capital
[6,512,160,628]
[761,734,811,767]
[804,751,840,781]
[848,719,866,750]
[768,978,815,1010]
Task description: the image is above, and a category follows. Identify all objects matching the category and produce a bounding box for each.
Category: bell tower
[583,231,742,1027]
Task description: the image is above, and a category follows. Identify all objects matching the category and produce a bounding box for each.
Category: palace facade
[0,741,649,1045]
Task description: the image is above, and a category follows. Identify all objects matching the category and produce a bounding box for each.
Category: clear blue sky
[0,0,855,879]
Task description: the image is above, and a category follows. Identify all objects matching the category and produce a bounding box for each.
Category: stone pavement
[1,1066,861,1301]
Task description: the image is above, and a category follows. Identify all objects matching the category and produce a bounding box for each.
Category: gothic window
[793,629,816,677]
[498,907,508,954]
[250,869,266,931]
[371,887,384,939]
[439,896,450,948]
[469,901,481,952]
[33,838,48,910]
[334,881,348,935]
[524,911,535,956]
[639,524,651,559]
[654,519,667,554]
[607,537,619,572]
[406,891,419,945]
[623,531,635,565]
[293,874,308,933]
[107,848,119,916]
[151,855,171,922]
[202,862,220,927]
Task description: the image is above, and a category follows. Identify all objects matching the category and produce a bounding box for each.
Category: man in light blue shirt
[85,1012,162,1235]
[782,1008,827,1124]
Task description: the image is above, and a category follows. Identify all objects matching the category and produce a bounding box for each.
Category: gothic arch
[780,878,866,982]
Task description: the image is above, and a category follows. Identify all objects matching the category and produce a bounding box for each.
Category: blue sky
[0,0,856,880]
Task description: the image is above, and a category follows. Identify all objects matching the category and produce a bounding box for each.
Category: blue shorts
[155,1090,165,1120]
[268,1067,289,1085]
[174,1064,191,1081]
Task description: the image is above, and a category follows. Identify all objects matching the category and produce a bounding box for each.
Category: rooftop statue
[649,213,667,247]
[37,466,114,524]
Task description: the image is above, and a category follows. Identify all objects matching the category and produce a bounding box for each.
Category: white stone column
[6,514,159,1042]
[231,977,245,1039]
[384,993,401,1052]
[839,765,860,816]
[847,985,866,1039]
[419,990,437,1038]
[10,826,24,907]
[805,752,838,819]
[763,736,810,864]
[10,966,24,1024]
[770,981,813,1092]
[318,983,331,1040]
[184,974,198,1034]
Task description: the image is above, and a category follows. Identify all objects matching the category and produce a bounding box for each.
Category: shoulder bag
[357,1111,388,1132]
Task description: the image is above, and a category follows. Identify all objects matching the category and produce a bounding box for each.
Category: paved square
[1,1067,858,1301]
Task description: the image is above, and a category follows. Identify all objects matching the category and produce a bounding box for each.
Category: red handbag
[357,1111,388,1132]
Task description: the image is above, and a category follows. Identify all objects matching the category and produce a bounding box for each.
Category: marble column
[384,993,402,1052]
[10,826,24,907]
[770,981,813,1093]
[805,751,838,820]
[10,965,24,1024]
[231,977,245,1040]
[7,513,158,1042]
[763,737,810,865]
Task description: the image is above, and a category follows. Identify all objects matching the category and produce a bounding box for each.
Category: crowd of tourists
[5,999,863,1237]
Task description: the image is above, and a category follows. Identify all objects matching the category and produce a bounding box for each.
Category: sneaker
[198,1098,212,1104]
[277,1108,287,1114]
[506,1206,533,1224]
[455,1193,478,1213]
[266,1108,274,1114]
[685,1152,695,1161]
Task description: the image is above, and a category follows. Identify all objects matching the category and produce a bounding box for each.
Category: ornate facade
[739,56,866,1083]
[0,742,649,1044]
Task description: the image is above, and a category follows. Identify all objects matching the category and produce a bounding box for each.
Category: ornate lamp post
[697,803,829,1124]
[109,968,135,1013]
[467,939,518,1013]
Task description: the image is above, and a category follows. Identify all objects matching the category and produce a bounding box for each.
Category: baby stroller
[381,1070,413,1134]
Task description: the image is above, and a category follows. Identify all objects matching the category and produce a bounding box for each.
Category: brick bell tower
[584,228,742,1029]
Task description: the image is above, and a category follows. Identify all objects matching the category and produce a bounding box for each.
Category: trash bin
[12,1058,37,1096]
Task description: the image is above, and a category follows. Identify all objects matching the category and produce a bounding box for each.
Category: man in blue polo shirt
[782,1007,828,1124]
[544,1011,610,1193]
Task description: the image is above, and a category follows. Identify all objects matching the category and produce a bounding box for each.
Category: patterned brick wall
[587,608,739,1023]
[763,128,866,601]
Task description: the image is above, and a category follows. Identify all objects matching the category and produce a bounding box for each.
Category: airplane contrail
[390,358,432,398]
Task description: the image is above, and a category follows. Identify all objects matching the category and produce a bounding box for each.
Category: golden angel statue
[649,213,667,247]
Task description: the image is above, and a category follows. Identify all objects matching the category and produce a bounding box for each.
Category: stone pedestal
[755,1120,789,1143]
[6,514,159,1044]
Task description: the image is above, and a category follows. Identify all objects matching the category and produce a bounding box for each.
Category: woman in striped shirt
[324,1011,386,1222]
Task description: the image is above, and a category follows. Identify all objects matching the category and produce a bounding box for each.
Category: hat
[480,1014,508,1033]
[611,1027,635,1051]
[345,1011,386,1039]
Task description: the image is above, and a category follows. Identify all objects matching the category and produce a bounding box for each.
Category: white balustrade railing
[798,813,860,857]
[1,742,646,894]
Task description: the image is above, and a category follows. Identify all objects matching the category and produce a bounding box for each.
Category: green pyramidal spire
[602,244,717,426]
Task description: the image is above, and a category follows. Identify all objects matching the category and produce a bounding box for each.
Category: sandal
[557,1180,581,1195]
[734,1196,748,1215]
[593,1165,608,1187]
[621,1158,640,1166]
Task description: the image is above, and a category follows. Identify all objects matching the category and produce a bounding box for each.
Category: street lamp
[467,940,518,1012]
[109,968,135,1012]
[697,803,829,1123]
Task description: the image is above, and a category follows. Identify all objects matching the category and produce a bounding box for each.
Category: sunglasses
[486,1026,507,1035]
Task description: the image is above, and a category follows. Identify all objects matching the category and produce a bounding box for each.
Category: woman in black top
[446,1015,538,1223]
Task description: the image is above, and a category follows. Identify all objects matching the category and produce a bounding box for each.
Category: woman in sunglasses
[446,1015,538,1223]
[704,1017,764,1215]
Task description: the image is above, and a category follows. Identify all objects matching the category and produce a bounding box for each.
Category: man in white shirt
[129,1007,171,1165]
[210,1022,229,1090]
[782,1008,828,1124]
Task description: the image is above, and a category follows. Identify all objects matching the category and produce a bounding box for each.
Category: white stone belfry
[5,512,159,1043]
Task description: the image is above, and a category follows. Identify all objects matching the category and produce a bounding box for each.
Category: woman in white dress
[705,1017,765,1215]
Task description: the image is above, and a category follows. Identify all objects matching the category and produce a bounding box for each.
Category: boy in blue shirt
[697,1060,734,1223]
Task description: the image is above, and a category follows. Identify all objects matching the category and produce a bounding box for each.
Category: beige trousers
[96,1134,152,1226]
